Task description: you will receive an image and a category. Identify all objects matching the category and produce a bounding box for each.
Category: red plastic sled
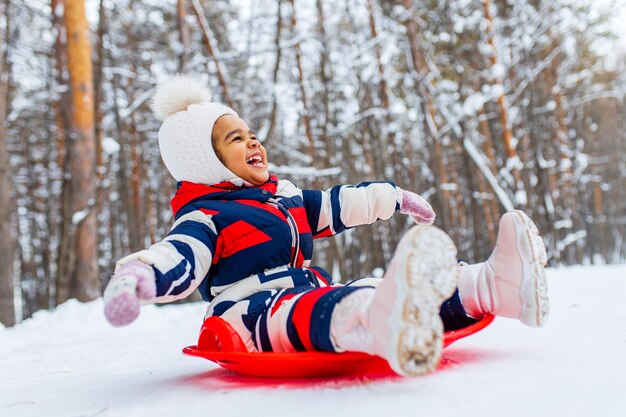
[183,314,495,378]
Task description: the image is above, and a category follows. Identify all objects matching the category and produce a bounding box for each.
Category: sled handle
[197,316,248,353]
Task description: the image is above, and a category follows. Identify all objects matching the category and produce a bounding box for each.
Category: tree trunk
[128,98,144,252]
[367,0,399,179]
[177,0,191,72]
[402,0,453,230]
[450,140,468,243]
[190,0,233,107]
[482,0,525,207]
[53,0,75,306]
[93,0,109,286]
[366,0,405,259]
[0,0,15,327]
[124,23,143,252]
[315,0,331,171]
[110,71,132,258]
[287,0,315,159]
[477,105,500,244]
[63,0,99,302]
[262,0,283,147]
[544,39,583,263]
[432,140,452,231]
[93,0,105,176]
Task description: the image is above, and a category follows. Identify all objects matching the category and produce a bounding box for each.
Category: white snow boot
[330,225,459,376]
[458,210,549,327]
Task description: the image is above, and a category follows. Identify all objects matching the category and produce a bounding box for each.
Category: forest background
[0,0,624,327]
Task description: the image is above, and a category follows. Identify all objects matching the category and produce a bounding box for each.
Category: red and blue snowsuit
[116,175,401,352]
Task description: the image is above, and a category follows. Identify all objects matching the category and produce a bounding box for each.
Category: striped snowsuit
[115,175,400,352]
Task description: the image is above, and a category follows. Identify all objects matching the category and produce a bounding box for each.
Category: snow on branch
[268,163,341,177]
[326,107,387,136]
[566,89,626,109]
[556,230,587,252]
[71,198,96,226]
[71,208,90,226]
[463,138,514,212]
[101,137,121,156]
[119,89,154,119]
[509,46,561,106]
[272,144,313,165]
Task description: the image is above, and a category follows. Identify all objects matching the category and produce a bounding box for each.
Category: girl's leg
[457,210,549,327]
[254,285,369,353]
[439,289,480,331]
[254,225,459,376]
[347,275,480,332]
[332,226,458,376]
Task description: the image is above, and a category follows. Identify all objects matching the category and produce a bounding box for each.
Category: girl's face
[212,115,269,186]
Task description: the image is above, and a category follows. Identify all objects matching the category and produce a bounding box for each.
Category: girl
[104,75,549,377]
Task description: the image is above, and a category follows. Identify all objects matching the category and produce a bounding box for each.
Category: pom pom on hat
[151,74,212,121]
[152,74,241,185]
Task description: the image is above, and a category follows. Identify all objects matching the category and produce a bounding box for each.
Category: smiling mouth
[246,154,265,167]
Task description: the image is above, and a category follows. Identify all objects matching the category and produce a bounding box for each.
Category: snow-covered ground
[2,265,626,417]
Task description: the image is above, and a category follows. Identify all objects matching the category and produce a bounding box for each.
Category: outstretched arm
[301,181,435,239]
[104,209,217,326]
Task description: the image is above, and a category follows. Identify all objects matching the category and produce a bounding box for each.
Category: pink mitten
[103,261,156,327]
[399,190,436,225]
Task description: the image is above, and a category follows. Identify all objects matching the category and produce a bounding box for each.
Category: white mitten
[103,261,156,327]
[399,190,436,225]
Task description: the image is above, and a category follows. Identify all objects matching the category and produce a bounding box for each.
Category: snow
[514,189,528,206]
[2,265,626,417]
[491,63,506,80]
[453,17,465,34]
[462,92,486,116]
[71,207,90,225]
[490,83,505,97]
[463,138,515,212]
[438,32,451,43]
[102,137,121,156]
[556,230,588,252]
[545,100,557,111]
[268,163,341,177]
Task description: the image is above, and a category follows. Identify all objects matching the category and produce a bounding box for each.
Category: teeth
[247,155,262,164]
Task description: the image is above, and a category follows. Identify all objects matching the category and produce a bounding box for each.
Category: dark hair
[211,134,225,163]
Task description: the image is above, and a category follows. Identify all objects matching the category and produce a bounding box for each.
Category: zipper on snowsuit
[267,198,300,268]
[268,198,320,288]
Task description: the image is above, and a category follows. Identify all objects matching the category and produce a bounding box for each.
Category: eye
[231,136,243,142]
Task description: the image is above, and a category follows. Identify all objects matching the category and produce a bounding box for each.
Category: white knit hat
[151,75,242,185]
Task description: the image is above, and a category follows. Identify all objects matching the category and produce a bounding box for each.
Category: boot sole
[386,226,459,376]
[511,210,550,327]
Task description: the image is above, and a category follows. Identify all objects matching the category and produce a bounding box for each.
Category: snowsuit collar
[171,174,279,217]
